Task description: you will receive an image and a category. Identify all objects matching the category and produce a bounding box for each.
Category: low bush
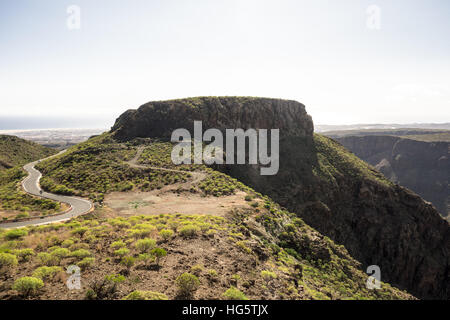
[179,225,199,238]
[190,264,203,276]
[4,228,28,240]
[37,252,60,266]
[71,227,88,237]
[123,290,168,300]
[0,252,18,269]
[87,275,122,300]
[110,240,126,249]
[12,248,35,262]
[114,248,130,257]
[61,239,75,248]
[223,286,248,300]
[159,229,174,241]
[150,248,167,266]
[32,266,62,279]
[50,247,70,259]
[121,256,135,269]
[70,249,92,259]
[261,270,277,283]
[134,238,156,253]
[175,273,200,297]
[208,269,218,279]
[12,277,44,297]
[77,257,95,270]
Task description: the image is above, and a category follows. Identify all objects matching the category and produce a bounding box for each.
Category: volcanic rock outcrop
[112,97,313,140]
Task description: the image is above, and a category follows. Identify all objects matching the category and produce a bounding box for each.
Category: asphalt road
[0,151,93,229]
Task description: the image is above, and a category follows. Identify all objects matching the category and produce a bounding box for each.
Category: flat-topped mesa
[111,97,314,140]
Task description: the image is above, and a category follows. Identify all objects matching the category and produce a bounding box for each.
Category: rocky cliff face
[112,97,314,140]
[111,97,449,299]
[335,135,449,220]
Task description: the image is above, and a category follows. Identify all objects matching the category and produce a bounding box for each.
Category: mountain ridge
[108,97,449,299]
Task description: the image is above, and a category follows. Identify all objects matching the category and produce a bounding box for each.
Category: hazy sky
[1,0,449,128]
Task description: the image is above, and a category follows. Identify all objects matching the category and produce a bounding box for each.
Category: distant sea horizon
[1,115,449,132]
[0,115,114,131]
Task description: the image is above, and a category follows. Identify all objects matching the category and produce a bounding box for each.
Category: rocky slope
[15,132,413,300]
[333,135,449,220]
[110,97,450,299]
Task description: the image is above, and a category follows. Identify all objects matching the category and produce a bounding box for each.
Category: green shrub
[208,269,218,279]
[50,247,70,259]
[110,240,126,249]
[114,248,130,257]
[12,277,44,296]
[175,273,200,297]
[223,286,248,300]
[71,227,88,236]
[121,256,135,269]
[127,224,156,238]
[0,252,18,269]
[70,249,92,259]
[12,248,34,262]
[190,264,203,276]
[4,228,28,240]
[69,243,90,251]
[105,274,126,284]
[15,212,30,219]
[231,274,241,283]
[261,270,277,282]
[138,253,154,265]
[32,266,62,279]
[235,241,251,254]
[150,248,167,266]
[77,257,95,270]
[123,290,168,300]
[179,225,199,238]
[37,252,60,266]
[134,238,156,253]
[159,229,174,240]
[87,274,124,300]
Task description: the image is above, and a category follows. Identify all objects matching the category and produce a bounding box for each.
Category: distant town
[0,128,106,149]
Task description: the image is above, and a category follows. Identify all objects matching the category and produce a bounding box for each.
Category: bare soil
[104,191,249,217]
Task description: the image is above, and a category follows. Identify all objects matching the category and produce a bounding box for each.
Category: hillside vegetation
[9,132,416,300]
[0,135,56,170]
[0,192,412,300]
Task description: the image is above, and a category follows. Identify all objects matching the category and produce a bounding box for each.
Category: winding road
[0,151,93,229]
[0,145,207,229]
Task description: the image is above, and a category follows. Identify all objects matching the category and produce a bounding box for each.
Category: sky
[0,0,449,128]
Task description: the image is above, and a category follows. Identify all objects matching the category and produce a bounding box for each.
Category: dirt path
[125,146,208,190]
[104,190,249,217]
